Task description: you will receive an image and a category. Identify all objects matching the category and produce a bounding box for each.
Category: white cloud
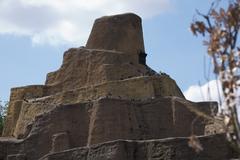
[184,80,223,103]
[0,0,172,45]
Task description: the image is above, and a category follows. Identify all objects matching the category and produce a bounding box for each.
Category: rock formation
[0,13,236,160]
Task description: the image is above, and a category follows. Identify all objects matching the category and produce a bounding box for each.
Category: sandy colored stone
[41,134,236,160]
[0,13,227,160]
[51,132,70,153]
[7,75,184,138]
[45,48,152,92]
[86,13,145,54]
[3,85,48,137]
[0,97,216,159]
[1,134,236,160]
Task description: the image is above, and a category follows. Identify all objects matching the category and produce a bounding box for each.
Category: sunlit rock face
[0,13,234,160]
[86,13,145,55]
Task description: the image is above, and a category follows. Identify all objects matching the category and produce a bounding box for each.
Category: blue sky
[0,0,219,101]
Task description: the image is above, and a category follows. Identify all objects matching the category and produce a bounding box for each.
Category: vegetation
[0,100,8,135]
[191,0,240,151]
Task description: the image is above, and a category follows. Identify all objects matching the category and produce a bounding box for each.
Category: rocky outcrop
[0,13,235,160]
[3,38,184,139]
[1,98,216,160]
[40,134,236,160]
[86,13,145,55]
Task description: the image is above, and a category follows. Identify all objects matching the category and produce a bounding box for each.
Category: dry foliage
[188,134,203,153]
[0,100,8,135]
[191,0,240,150]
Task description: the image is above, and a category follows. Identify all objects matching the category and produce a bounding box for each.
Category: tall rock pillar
[86,13,145,55]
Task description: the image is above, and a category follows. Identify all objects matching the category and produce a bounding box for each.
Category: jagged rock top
[86,13,145,54]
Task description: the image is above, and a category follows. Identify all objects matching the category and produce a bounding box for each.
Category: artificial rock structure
[0,13,236,160]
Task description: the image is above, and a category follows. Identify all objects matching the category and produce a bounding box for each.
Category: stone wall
[86,13,145,54]
[0,97,218,159]
[4,75,184,138]
[40,134,236,160]
[0,13,229,160]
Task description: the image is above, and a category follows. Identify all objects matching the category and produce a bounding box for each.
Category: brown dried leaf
[198,22,206,33]
[190,24,197,35]
[196,21,206,35]
[188,135,203,153]
[220,8,226,17]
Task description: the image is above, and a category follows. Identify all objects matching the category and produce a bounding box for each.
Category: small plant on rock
[0,100,8,135]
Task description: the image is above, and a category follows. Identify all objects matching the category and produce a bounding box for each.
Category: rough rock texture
[40,134,236,160]
[51,132,70,153]
[7,154,26,160]
[3,51,184,138]
[0,13,235,160]
[0,138,23,160]
[86,13,145,54]
[0,98,217,160]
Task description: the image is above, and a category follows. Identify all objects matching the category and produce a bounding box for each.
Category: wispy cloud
[184,80,223,103]
[0,0,172,45]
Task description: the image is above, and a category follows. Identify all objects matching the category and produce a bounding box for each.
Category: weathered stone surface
[3,85,47,137]
[5,75,184,139]
[46,49,141,88]
[0,98,217,160]
[40,134,236,160]
[0,13,227,160]
[19,97,210,146]
[3,47,185,138]
[7,154,26,160]
[86,13,145,54]
[0,137,23,160]
[51,132,70,153]
[205,118,226,135]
